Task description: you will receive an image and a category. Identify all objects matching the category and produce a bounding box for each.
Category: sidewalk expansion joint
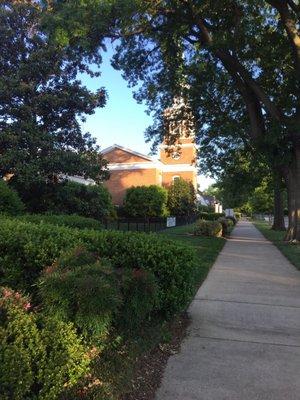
[189,335,300,348]
[193,298,300,309]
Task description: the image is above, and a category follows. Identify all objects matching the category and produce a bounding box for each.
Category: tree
[123,185,168,218]
[108,1,299,239]
[0,1,109,193]
[167,178,196,216]
[34,1,300,239]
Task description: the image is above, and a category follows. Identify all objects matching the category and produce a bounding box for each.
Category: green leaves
[0,1,108,188]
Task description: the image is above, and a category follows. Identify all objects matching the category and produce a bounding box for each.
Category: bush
[218,217,230,236]
[0,287,90,400]
[39,248,120,342]
[123,185,168,218]
[0,217,198,317]
[197,211,225,221]
[18,213,103,230]
[235,212,242,220]
[167,178,196,216]
[226,215,237,225]
[19,181,115,220]
[52,182,116,220]
[197,204,214,213]
[119,268,159,332]
[194,220,222,237]
[0,180,25,215]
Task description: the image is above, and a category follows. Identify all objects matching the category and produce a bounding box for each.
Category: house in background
[102,97,198,205]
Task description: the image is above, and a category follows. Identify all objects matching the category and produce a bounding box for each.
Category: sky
[80,44,214,190]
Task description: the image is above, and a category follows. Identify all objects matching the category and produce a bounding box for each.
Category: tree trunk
[272,173,286,231]
[285,144,300,241]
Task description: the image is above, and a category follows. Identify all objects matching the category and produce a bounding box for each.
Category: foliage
[197,204,214,213]
[217,217,230,236]
[0,216,198,317]
[39,248,120,343]
[119,268,159,332]
[193,220,222,237]
[123,185,168,218]
[234,212,242,220]
[43,181,116,219]
[0,1,108,192]
[18,213,103,230]
[226,216,237,225]
[248,178,274,214]
[0,180,25,215]
[0,287,90,400]
[197,212,225,221]
[167,178,196,216]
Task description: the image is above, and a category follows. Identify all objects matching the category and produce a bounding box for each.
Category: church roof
[101,144,153,162]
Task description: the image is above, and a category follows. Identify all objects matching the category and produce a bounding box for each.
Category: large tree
[109,1,299,239]
[0,0,109,192]
[40,0,300,239]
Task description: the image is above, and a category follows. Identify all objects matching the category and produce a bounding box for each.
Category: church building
[102,98,198,205]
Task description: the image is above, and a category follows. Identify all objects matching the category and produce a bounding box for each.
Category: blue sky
[80,44,214,190]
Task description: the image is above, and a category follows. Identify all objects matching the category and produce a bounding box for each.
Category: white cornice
[108,162,161,171]
[108,162,196,172]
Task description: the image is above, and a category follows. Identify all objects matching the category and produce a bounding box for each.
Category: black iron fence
[102,215,197,233]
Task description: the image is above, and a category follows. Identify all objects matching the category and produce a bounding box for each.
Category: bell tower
[159,97,198,188]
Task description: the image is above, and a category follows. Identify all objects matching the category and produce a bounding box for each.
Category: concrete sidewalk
[156,221,300,400]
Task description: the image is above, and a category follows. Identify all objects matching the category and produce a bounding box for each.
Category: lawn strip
[254,220,300,270]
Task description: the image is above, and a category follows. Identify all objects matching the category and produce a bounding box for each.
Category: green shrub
[0,217,198,317]
[194,220,222,237]
[226,215,237,225]
[119,268,159,332]
[218,217,230,236]
[123,185,168,218]
[197,212,225,221]
[0,217,82,292]
[18,213,103,230]
[167,177,197,216]
[39,248,120,342]
[0,287,90,400]
[197,204,214,213]
[54,182,116,220]
[0,180,25,215]
[235,212,242,220]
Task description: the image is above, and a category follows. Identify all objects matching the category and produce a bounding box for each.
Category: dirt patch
[121,312,191,400]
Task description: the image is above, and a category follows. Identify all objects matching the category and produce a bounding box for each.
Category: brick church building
[102,98,198,205]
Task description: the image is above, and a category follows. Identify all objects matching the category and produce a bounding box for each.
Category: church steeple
[160,96,196,166]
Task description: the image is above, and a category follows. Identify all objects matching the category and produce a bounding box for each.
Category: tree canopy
[0,1,109,190]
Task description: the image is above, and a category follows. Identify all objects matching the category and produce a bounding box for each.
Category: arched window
[172,175,180,182]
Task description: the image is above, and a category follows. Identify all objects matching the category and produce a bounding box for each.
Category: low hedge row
[0,287,90,400]
[197,212,225,221]
[0,217,198,317]
[194,220,223,237]
[17,213,103,230]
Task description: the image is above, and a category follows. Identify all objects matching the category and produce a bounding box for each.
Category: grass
[161,223,226,285]
[254,220,300,270]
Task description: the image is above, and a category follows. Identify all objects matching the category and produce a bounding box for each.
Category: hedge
[18,213,103,230]
[0,288,90,400]
[0,180,25,215]
[194,220,223,237]
[197,212,225,221]
[0,217,199,317]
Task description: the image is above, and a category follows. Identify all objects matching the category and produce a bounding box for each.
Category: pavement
[155,220,300,400]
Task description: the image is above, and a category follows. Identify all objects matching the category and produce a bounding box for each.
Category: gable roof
[101,144,153,162]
